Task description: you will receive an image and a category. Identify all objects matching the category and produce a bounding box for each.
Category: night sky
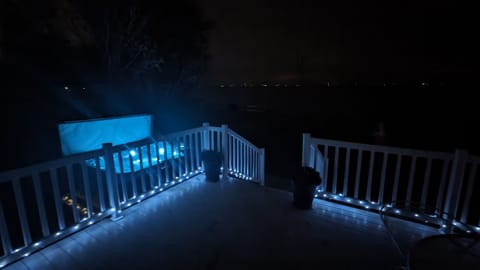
[0,0,479,170]
[199,0,477,83]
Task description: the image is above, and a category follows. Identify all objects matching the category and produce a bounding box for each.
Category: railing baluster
[0,201,13,255]
[138,146,146,192]
[249,147,253,177]
[189,134,195,174]
[154,141,163,187]
[210,130,214,151]
[95,156,106,212]
[50,168,65,230]
[146,143,154,189]
[235,139,239,172]
[227,134,231,172]
[128,151,137,197]
[254,147,257,178]
[33,172,50,237]
[366,151,375,201]
[460,162,477,223]
[12,178,31,246]
[332,147,339,194]
[81,163,93,218]
[66,164,80,223]
[324,145,329,192]
[354,150,362,199]
[392,155,402,203]
[169,142,177,180]
[242,143,246,175]
[435,159,449,214]
[420,158,432,208]
[216,132,221,154]
[162,141,170,183]
[378,152,388,204]
[259,148,265,185]
[195,132,201,170]
[342,148,351,196]
[178,137,183,178]
[406,156,417,205]
[117,151,128,202]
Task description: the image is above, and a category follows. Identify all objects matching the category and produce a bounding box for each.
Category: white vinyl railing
[302,133,480,233]
[0,123,264,267]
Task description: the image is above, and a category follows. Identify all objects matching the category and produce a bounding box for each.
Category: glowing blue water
[85,142,184,173]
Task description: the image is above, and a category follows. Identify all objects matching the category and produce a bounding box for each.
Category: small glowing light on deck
[64,86,69,90]
[88,221,94,225]
[159,148,165,155]
[359,201,364,204]
[140,195,145,199]
[164,183,168,186]
[150,191,155,195]
[127,203,132,207]
[394,210,400,214]
[154,186,159,189]
[130,150,137,156]
[323,194,327,197]
[117,210,122,214]
[74,225,80,230]
[0,263,6,268]
[346,199,352,202]
[13,248,21,253]
[365,206,370,209]
[55,232,62,236]
[453,221,458,226]
[189,172,193,175]
[441,224,447,228]
[339,193,343,196]
[23,253,30,257]
[98,213,103,216]
[333,195,338,199]
[160,188,164,191]
[314,194,318,197]
[476,227,480,231]
[414,214,419,217]
[173,151,178,156]
[33,242,41,247]
[466,230,471,233]
[175,176,179,179]
[137,200,141,203]
[172,181,176,184]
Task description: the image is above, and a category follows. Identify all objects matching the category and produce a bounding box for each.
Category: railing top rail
[309,136,453,160]
[0,148,104,183]
[227,128,260,151]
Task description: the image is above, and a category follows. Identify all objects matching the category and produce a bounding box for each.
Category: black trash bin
[201,150,222,182]
[292,166,322,209]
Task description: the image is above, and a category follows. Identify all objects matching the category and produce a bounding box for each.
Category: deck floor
[4,175,440,270]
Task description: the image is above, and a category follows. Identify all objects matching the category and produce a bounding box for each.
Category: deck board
[4,175,441,270]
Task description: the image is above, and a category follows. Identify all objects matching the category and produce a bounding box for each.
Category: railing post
[202,122,210,151]
[302,133,311,167]
[259,148,265,186]
[443,149,468,232]
[103,143,123,221]
[221,124,229,179]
